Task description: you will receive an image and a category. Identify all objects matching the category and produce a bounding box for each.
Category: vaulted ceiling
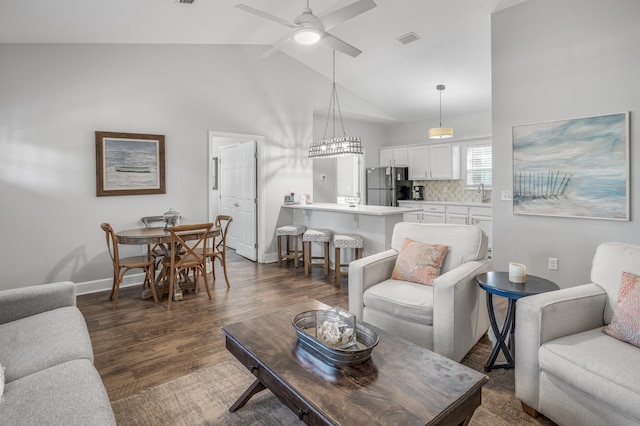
[0,0,526,122]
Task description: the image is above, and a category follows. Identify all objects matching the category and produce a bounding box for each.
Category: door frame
[208,131,265,263]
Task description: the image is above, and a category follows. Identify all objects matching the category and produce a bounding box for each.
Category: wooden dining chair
[160,223,213,310]
[206,215,233,288]
[100,223,158,311]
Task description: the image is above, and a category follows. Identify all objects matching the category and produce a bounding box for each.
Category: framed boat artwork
[95,131,166,196]
[512,112,629,220]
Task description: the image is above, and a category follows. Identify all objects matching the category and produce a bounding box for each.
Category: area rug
[112,338,555,425]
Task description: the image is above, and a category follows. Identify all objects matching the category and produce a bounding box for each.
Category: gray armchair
[348,223,492,362]
[515,242,640,425]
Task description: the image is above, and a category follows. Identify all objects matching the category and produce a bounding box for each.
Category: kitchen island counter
[282,202,422,215]
[279,203,420,267]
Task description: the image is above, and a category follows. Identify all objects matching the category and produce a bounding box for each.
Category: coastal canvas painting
[95,131,165,196]
[512,112,629,220]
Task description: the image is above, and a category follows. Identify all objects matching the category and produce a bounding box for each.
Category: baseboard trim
[75,273,147,296]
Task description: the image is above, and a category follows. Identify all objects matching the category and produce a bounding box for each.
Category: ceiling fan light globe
[294,28,321,44]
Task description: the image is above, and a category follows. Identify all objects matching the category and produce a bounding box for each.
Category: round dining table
[116,225,220,301]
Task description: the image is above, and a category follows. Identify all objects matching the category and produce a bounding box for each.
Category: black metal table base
[484,293,516,372]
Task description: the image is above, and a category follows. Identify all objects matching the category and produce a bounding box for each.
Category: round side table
[475,271,559,372]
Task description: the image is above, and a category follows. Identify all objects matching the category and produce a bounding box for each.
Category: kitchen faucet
[477,183,489,203]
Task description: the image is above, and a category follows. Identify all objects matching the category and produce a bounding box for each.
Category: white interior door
[219,140,257,261]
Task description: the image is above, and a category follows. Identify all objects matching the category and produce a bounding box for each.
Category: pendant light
[309,50,363,159]
[429,84,453,139]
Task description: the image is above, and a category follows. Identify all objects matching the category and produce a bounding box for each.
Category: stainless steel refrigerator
[366,167,412,206]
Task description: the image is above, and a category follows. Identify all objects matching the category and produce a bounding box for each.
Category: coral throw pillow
[602,271,640,347]
[391,238,448,286]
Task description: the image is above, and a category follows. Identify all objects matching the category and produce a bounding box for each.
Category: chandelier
[309,50,363,159]
[429,84,453,139]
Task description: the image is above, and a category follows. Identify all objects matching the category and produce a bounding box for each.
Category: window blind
[466,145,492,186]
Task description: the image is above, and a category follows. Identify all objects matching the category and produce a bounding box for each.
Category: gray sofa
[515,242,640,425]
[0,281,116,425]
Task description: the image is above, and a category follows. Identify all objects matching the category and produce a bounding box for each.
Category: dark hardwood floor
[78,250,507,405]
[77,250,352,401]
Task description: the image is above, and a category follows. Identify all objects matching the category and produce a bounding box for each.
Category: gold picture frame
[95,131,166,197]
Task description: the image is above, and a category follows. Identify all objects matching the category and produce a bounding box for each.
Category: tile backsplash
[412,179,491,203]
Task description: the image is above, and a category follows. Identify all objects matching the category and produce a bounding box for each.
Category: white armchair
[348,223,492,362]
[515,242,640,425]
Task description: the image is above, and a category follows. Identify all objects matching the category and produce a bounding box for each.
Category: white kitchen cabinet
[379,147,408,167]
[399,202,446,223]
[408,146,428,180]
[446,205,470,224]
[470,206,492,248]
[408,144,460,180]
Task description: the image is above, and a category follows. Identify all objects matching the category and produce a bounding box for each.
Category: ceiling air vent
[176,0,195,3]
[397,32,421,45]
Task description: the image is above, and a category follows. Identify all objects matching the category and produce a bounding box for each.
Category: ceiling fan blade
[319,0,377,31]
[260,32,294,58]
[320,32,362,57]
[234,3,297,29]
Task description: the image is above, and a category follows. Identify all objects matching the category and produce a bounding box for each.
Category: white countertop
[282,202,422,216]
[398,200,492,208]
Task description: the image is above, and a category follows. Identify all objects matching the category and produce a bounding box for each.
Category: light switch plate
[501,190,512,201]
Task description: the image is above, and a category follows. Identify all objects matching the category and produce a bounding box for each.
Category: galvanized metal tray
[292,310,379,366]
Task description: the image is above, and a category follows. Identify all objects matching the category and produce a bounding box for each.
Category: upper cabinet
[407,143,460,180]
[379,147,408,167]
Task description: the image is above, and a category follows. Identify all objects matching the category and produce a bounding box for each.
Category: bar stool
[333,233,364,286]
[276,225,306,267]
[303,229,332,277]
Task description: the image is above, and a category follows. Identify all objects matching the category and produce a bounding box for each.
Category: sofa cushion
[602,271,640,347]
[391,239,448,286]
[0,359,116,425]
[540,328,640,418]
[363,279,434,325]
[0,307,94,383]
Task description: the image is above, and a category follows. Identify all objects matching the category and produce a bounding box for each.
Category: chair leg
[202,266,212,300]
[113,270,126,311]
[335,247,341,286]
[323,242,330,277]
[293,236,299,268]
[167,269,175,310]
[277,235,283,267]
[304,241,311,276]
[148,266,158,303]
[221,252,231,288]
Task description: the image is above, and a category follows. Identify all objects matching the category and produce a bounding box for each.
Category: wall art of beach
[512,113,628,220]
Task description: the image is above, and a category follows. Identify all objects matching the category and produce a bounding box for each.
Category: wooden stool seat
[333,233,364,286]
[276,225,306,267]
[303,229,332,277]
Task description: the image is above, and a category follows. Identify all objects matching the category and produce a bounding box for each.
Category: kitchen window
[466,144,492,187]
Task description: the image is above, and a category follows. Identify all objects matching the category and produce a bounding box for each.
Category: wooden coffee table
[221,300,488,425]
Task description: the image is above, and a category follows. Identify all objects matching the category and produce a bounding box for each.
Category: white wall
[0,43,392,291]
[491,0,640,287]
[387,109,492,146]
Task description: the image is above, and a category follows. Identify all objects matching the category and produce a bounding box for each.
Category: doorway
[208,132,261,262]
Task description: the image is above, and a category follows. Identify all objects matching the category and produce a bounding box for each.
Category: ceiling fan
[234,0,377,58]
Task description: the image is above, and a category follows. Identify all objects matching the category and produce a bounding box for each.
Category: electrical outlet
[548,257,558,270]
[443,187,448,193]
[501,190,512,201]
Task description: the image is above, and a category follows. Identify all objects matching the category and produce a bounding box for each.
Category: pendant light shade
[429,84,453,139]
[309,50,364,159]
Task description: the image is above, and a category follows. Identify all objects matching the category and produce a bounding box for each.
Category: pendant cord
[322,50,346,139]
